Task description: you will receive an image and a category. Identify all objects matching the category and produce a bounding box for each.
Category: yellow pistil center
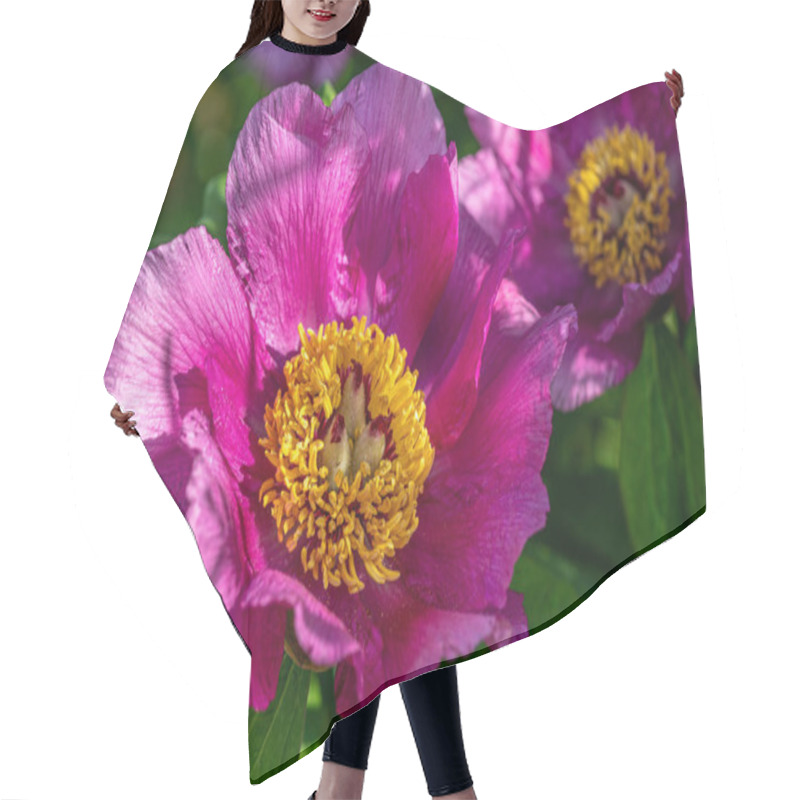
[563,124,673,288]
[257,316,435,594]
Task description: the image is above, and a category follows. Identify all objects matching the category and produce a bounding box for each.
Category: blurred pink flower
[460,83,692,411]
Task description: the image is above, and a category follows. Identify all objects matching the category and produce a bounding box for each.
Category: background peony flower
[245,36,353,89]
[459,82,692,411]
[104,62,577,729]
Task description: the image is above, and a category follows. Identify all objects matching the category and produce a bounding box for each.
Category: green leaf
[583,378,626,419]
[683,308,701,390]
[197,172,228,249]
[249,652,312,783]
[545,383,625,477]
[511,540,586,631]
[662,304,679,337]
[301,667,337,752]
[319,80,337,107]
[539,468,631,573]
[431,85,481,159]
[619,321,706,551]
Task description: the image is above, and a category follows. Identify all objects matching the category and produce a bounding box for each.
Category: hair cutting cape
[103,34,706,784]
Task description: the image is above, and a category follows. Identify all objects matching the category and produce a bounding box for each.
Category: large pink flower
[104,63,577,722]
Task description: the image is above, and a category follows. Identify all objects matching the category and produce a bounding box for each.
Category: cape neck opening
[270,31,349,55]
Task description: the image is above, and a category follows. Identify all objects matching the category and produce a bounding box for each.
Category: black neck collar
[270,31,349,55]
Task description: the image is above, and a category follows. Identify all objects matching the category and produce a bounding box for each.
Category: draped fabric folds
[103,37,706,784]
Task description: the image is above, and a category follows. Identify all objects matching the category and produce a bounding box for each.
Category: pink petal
[380,597,516,684]
[395,304,578,612]
[138,433,196,516]
[103,227,253,441]
[226,83,370,358]
[597,249,682,343]
[243,568,362,710]
[333,63,448,281]
[329,584,526,719]
[416,213,524,450]
[458,147,527,245]
[181,408,253,614]
[550,326,643,412]
[463,106,552,191]
[244,604,290,712]
[373,142,460,369]
[328,593,385,716]
[488,276,543,336]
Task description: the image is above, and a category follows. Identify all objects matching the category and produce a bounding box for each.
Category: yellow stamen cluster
[564,124,673,288]
[258,316,435,594]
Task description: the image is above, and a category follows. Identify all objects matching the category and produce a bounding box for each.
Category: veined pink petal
[103,226,253,441]
[226,83,370,359]
[333,63,448,281]
[373,142,459,368]
[459,147,531,247]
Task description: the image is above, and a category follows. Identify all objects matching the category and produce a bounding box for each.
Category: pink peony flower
[246,35,353,88]
[104,62,578,724]
[460,82,692,411]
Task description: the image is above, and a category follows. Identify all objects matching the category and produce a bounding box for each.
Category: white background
[1,1,795,798]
